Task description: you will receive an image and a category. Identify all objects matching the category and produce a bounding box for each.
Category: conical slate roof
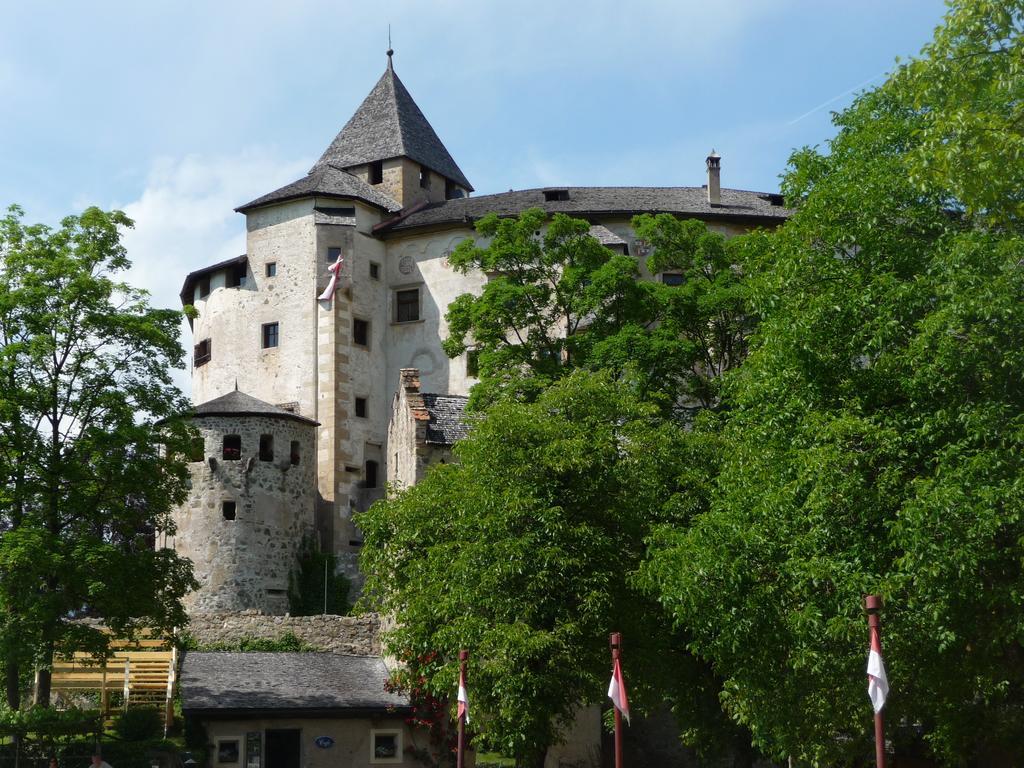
[193,390,319,426]
[312,55,473,191]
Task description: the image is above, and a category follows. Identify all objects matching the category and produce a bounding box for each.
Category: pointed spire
[311,57,473,191]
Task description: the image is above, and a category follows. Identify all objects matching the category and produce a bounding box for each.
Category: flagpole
[609,632,623,768]
[457,649,468,768]
[865,596,885,768]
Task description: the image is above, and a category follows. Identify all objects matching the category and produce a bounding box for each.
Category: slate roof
[312,56,473,191]
[180,652,410,715]
[235,162,401,214]
[378,186,791,235]
[193,390,319,426]
[420,393,470,445]
[588,224,627,246]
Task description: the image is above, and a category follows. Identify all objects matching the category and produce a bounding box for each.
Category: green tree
[0,204,197,708]
[641,7,1024,762]
[359,372,727,767]
[443,209,753,413]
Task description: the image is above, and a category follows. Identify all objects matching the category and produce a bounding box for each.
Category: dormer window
[544,189,570,202]
[368,161,383,185]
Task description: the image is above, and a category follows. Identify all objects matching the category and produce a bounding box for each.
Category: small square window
[194,338,211,367]
[262,322,279,349]
[259,434,274,462]
[370,730,402,764]
[222,435,241,461]
[353,318,369,347]
[369,262,380,280]
[661,273,684,287]
[355,397,367,418]
[266,262,277,277]
[198,276,211,298]
[396,288,420,323]
[328,246,342,264]
[217,740,239,763]
[222,501,236,521]
[290,440,301,466]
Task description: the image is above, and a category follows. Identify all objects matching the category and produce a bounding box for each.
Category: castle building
[170,51,789,614]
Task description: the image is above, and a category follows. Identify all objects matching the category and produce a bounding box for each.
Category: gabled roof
[312,55,473,191]
[180,652,410,715]
[235,163,401,214]
[193,390,319,426]
[421,393,470,445]
[377,186,791,235]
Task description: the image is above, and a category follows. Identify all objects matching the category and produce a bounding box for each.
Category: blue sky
[0,0,948,389]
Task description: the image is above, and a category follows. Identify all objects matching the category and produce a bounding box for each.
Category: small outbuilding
[180,652,415,768]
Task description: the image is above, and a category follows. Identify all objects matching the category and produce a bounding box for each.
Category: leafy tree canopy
[443,208,751,413]
[0,205,197,708]
[641,4,1024,762]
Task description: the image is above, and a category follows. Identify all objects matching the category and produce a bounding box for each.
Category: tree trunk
[516,747,548,768]
[33,639,54,707]
[6,656,20,709]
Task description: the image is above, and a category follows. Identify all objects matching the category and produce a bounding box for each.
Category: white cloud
[115,149,311,396]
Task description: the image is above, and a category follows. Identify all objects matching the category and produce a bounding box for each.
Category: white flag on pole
[457,668,469,724]
[607,657,630,725]
[867,632,889,713]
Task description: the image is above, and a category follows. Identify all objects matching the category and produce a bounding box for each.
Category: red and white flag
[318,254,345,301]
[866,629,889,713]
[607,657,630,725]
[457,667,470,724]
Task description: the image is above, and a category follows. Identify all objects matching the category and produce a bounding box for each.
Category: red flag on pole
[457,666,470,723]
[867,625,889,713]
[607,656,630,725]
[318,254,345,301]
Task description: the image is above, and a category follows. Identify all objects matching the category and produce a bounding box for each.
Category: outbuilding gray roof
[180,652,410,715]
[312,56,473,191]
[421,393,470,445]
[588,224,627,247]
[193,391,319,426]
[236,162,401,214]
[378,186,790,235]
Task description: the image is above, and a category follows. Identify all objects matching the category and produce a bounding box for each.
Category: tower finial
[386,25,393,67]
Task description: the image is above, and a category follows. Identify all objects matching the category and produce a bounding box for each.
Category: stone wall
[185,610,381,656]
[167,413,317,615]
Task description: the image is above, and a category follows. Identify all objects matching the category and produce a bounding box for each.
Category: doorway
[265,729,301,768]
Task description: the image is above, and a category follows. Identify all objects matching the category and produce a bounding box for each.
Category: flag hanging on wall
[607,657,630,725]
[867,629,889,713]
[318,254,345,301]
[457,667,470,723]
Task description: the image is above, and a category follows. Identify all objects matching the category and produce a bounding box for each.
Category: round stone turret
[167,390,318,615]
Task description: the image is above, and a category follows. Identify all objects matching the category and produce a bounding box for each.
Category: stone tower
[177,52,474,601]
[166,391,318,614]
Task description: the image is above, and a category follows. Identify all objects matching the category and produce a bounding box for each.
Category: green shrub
[113,707,162,741]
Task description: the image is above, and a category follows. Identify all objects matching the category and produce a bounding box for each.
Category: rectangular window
[364,460,379,489]
[217,740,239,762]
[369,262,380,280]
[262,322,279,349]
[290,440,301,466]
[370,730,402,764]
[198,276,211,298]
[353,318,369,346]
[194,338,211,367]
[543,189,570,202]
[327,246,342,264]
[355,397,367,418]
[419,164,430,189]
[661,273,684,286]
[395,288,420,323]
[265,262,277,277]
[226,262,247,288]
[445,179,461,200]
[259,434,274,462]
[222,501,236,521]
[368,160,383,185]
[222,435,241,461]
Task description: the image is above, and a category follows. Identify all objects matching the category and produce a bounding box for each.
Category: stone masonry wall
[185,610,381,656]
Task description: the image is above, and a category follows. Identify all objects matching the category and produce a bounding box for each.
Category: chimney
[706,150,721,206]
